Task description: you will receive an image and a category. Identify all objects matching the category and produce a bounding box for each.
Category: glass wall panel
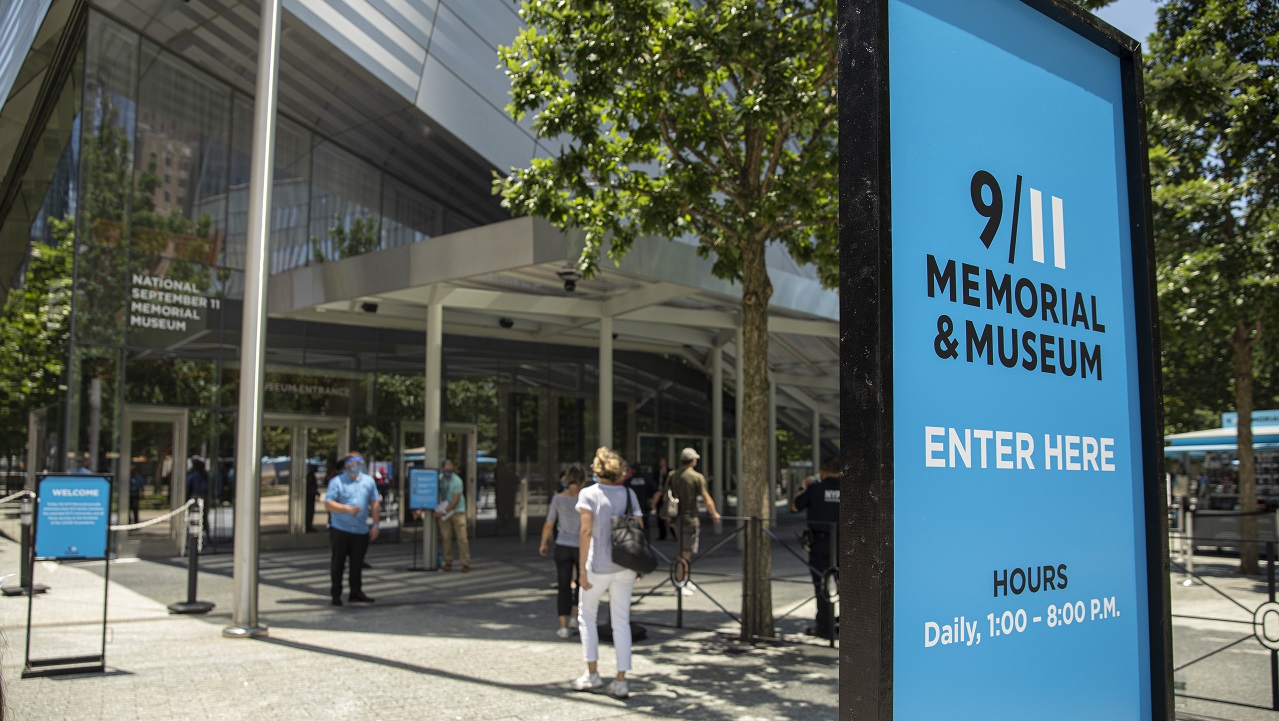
[69,346,121,476]
[257,368,358,416]
[131,42,230,264]
[0,39,78,462]
[80,16,138,249]
[381,174,440,249]
[228,101,312,279]
[75,245,128,344]
[378,373,424,421]
[308,141,381,266]
[126,253,224,350]
[123,353,219,407]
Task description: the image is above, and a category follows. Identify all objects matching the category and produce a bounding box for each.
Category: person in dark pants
[186,458,211,533]
[653,457,671,540]
[791,456,841,640]
[539,463,586,637]
[129,466,144,524]
[324,452,380,606]
[625,460,660,542]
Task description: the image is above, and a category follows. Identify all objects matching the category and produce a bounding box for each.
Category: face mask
[592,473,599,484]
[559,481,568,490]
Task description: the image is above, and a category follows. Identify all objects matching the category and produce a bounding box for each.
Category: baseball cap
[680,447,700,462]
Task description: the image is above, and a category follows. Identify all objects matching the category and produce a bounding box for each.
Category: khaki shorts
[677,516,701,556]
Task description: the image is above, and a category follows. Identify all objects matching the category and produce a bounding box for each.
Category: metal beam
[768,317,839,338]
[602,281,691,318]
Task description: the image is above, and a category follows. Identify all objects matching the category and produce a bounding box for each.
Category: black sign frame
[837,0,1173,717]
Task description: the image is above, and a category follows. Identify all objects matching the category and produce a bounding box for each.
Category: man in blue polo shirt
[324,452,380,606]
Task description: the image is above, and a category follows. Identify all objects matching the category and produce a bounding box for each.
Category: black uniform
[793,475,840,639]
[626,470,659,541]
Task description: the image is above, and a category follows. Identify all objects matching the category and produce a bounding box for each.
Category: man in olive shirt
[669,447,721,564]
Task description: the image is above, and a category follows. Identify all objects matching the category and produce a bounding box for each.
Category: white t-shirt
[575,483,642,574]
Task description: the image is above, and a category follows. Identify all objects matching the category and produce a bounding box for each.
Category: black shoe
[332,597,343,606]
[349,593,375,603]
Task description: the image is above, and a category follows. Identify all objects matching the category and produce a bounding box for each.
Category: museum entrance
[258,414,349,550]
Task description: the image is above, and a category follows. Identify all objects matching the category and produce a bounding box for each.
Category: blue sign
[408,468,439,511]
[889,0,1151,717]
[35,475,112,560]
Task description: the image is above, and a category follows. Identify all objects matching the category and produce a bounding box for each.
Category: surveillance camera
[498,317,514,329]
[556,266,581,293]
[361,302,379,313]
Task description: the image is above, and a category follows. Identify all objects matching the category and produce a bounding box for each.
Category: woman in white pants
[571,446,642,699]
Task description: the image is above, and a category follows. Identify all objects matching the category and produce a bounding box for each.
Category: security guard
[792,457,841,640]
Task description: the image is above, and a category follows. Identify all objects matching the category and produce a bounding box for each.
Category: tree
[0,219,73,450]
[498,0,837,638]
[1145,0,1279,574]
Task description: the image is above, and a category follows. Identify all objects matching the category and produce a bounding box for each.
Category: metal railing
[1168,512,1279,712]
[631,515,839,647]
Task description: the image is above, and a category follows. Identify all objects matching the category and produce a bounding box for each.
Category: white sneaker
[680,583,696,596]
[556,627,571,639]
[608,679,629,699]
[571,672,604,691]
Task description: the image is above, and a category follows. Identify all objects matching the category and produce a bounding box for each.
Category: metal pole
[711,344,723,533]
[768,374,777,524]
[3,498,47,596]
[423,300,441,570]
[812,409,821,482]
[735,322,745,550]
[170,501,214,614]
[1270,541,1277,711]
[224,0,281,640]
[1183,509,1195,586]
[599,316,613,447]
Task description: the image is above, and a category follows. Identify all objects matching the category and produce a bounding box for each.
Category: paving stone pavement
[0,524,1276,720]
[0,526,840,721]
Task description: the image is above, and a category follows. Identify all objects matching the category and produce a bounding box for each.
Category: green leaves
[0,219,73,447]
[496,0,837,287]
[1145,0,1279,432]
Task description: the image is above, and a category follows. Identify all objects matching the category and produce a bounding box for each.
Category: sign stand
[23,473,113,678]
[840,0,1172,717]
[404,468,439,572]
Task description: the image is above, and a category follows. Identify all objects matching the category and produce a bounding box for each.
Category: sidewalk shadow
[254,623,836,720]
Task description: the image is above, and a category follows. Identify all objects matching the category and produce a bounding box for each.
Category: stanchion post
[4,497,47,597]
[169,501,214,614]
[1269,540,1277,712]
[1183,510,1195,586]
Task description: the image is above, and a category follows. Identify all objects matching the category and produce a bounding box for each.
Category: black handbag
[611,488,658,575]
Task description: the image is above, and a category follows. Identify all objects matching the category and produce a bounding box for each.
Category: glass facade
[1,10,717,555]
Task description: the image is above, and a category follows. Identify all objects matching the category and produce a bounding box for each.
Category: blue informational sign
[35,475,112,560]
[889,0,1151,718]
[408,468,439,511]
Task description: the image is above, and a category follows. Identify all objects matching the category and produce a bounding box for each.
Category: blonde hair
[591,446,624,483]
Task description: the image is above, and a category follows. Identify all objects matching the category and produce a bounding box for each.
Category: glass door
[399,424,478,534]
[259,423,293,536]
[261,415,349,539]
[120,407,189,556]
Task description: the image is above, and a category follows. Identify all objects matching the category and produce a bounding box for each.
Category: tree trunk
[739,237,774,639]
[1231,319,1260,575]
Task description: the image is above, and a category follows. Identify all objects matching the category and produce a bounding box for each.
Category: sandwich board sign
[838,0,1172,718]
